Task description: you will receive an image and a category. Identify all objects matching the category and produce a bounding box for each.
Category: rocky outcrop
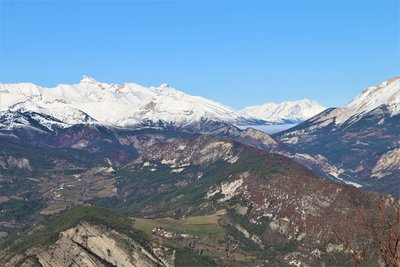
[372,148,400,179]
[5,222,174,267]
[0,156,32,171]
[206,124,278,150]
[134,135,241,167]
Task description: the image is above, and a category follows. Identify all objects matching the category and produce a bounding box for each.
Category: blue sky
[1,0,399,109]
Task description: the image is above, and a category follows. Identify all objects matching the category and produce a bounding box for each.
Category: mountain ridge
[0,76,324,128]
[0,76,258,127]
[275,76,400,194]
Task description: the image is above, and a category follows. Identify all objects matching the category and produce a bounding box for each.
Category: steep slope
[0,76,261,127]
[275,76,400,194]
[0,206,178,267]
[241,99,326,123]
[184,121,279,150]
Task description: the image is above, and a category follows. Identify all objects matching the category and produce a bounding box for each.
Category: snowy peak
[0,77,256,128]
[160,83,170,89]
[335,76,400,124]
[241,99,326,123]
[79,75,99,84]
[243,76,399,125]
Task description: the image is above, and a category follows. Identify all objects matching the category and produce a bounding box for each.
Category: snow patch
[170,168,185,173]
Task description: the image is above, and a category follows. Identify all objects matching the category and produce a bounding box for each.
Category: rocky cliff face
[2,221,174,267]
[372,147,400,179]
[36,222,173,267]
[0,156,32,171]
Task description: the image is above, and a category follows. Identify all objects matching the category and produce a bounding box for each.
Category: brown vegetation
[334,197,400,266]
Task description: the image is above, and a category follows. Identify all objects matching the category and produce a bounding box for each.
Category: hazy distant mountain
[241,99,326,123]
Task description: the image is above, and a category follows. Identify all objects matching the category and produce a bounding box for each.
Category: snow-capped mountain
[0,76,261,129]
[277,76,399,137]
[241,99,326,123]
[331,76,399,124]
[275,76,400,194]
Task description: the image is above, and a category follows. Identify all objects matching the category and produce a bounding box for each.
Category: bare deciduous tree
[334,197,400,266]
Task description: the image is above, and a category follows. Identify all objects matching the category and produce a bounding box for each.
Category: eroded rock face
[134,135,241,167]
[8,222,174,267]
[372,148,400,179]
[241,128,277,147]
[0,156,32,171]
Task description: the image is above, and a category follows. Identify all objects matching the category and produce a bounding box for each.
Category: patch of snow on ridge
[284,153,364,188]
[329,172,363,188]
[171,168,185,173]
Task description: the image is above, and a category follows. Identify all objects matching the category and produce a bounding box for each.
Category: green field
[132,210,257,265]
[132,209,226,243]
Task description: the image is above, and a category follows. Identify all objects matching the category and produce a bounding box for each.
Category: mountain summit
[241,99,326,123]
[79,75,99,84]
[333,76,399,124]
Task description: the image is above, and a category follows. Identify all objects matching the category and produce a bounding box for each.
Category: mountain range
[0,76,324,129]
[0,75,399,266]
[0,76,399,193]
